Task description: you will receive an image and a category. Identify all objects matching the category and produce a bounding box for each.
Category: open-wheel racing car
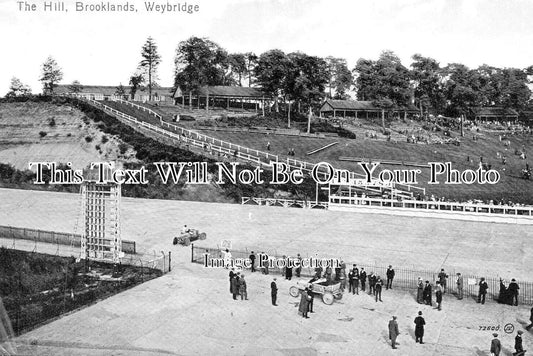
[289,278,343,305]
[172,229,206,246]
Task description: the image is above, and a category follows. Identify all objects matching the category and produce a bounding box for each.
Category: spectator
[438,269,448,293]
[414,311,425,344]
[360,268,367,291]
[295,254,302,277]
[417,277,424,303]
[478,277,488,304]
[239,275,248,300]
[514,330,524,355]
[508,278,520,306]
[231,272,239,300]
[435,281,443,311]
[271,278,278,306]
[249,251,256,273]
[490,333,501,356]
[228,268,235,294]
[456,273,464,300]
[386,265,395,289]
[368,272,376,295]
[266,141,270,151]
[388,316,400,349]
[375,276,383,302]
[526,306,533,330]
[299,288,311,318]
[423,281,432,306]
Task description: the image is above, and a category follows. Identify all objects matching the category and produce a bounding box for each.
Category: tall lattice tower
[80,165,122,262]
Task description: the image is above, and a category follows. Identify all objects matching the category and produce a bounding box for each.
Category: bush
[101,135,108,144]
[95,144,101,151]
[39,131,47,138]
[85,136,93,143]
[118,142,128,154]
[48,118,56,127]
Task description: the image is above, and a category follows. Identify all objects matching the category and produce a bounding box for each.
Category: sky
[1,0,533,95]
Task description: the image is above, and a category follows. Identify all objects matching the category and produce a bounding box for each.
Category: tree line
[6,35,533,118]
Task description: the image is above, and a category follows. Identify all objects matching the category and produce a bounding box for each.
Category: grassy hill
[133,102,533,204]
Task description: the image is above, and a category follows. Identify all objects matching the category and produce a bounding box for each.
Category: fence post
[191,243,194,263]
[168,251,171,272]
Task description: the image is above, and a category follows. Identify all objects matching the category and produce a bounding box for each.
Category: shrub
[48,118,56,127]
[118,143,128,154]
[95,144,101,151]
[39,131,47,138]
[85,136,93,143]
[101,135,108,144]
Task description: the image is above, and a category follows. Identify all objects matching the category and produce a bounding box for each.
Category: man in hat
[423,280,432,306]
[514,330,524,355]
[249,251,256,272]
[438,268,448,293]
[298,288,311,318]
[478,277,488,304]
[491,333,501,356]
[375,276,383,302]
[417,277,424,303]
[414,311,425,344]
[456,273,464,300]
[508,278,520,306]
[388,316,400,349]
[295,253,302,277]
[435,281,443,311]
[239,274,248,300]
[369,272,376,295]
[348,266,356,294]
[360,268,367,292]
[271,278,278,306]
[386,265,395,289]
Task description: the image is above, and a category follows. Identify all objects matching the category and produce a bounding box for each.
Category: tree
[174,36,229,107]
[68,80,82,94]
[410,54,445,115]
[284,52,329,110]
[129,73,144,100]
[138,37,161,101]
[325,57,353,99]
[441,63,479,117]
[6,77,31,97]
[255,49,290,112]
[40,56,63,94]
[115,83,126,98]
[353,51,412,106]
[227,53,247,86]
[244,52,258,87]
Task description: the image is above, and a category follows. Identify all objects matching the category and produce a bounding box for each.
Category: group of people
[387,311,426,350]
[228,269,247,301]
[490,330,527,356]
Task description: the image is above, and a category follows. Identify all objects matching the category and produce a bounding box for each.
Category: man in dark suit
[478,277,488,304]
[360,268,367,291]
[386,265,395,289]
[490,333,501,356]
[375,276,383,302]
[423,281,432,306]
[514,330,524,355]
[388,316,399,349]
[508,278,520,306]
[229,269,235,294]
[414,311,425,344]
[348,268,355,294]
[369,272,376,295]
[271,278,278,306]
[249,251,256,272]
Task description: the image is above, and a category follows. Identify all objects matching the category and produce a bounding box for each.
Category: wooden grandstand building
[173,85,268,111]
[319,99,419,119]
[469,106,519,122]
[55,85,174,102]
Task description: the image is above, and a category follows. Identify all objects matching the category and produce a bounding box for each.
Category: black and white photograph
[0,0,532,355]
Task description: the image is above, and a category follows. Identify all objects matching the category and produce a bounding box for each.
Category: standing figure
[514,330,524,355]
[231,273,239,300]
[239,275,248,300]
[271,278,278,306]
[339,262,347,291]
[285,257,293,280]
[369,272,376,295]
[388,316,399,349]
[348,268,355,294]
[295,253,302,277]
[508,278,520,306]
[386,265,395,289]
[229,268,235,294]
[416,277,424,303]
[438,269,448,293]
[360,268,367,291]
[414,311,425,344]
[249,251,256,273]
[375,276,383,302]
[435,281,443,311]
[423,281,432,306]
[490,333,501,356]
[325,266,333,283]
[456,273,464,300]
[478,277,488,304]
[299,288,311,318]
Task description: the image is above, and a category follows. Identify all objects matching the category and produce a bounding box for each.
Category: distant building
[319,99,419,119]
[174,85,268,111]
[55,84,174,102]
[469,106,519,122]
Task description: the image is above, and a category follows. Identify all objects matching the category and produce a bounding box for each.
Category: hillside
[131,101,533,204]
[0,101,134,170]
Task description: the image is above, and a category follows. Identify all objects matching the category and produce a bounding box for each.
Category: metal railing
[241,197,328,209]
[191,245,533,305]
[111,98,163,120]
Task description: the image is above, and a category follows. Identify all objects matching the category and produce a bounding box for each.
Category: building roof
[55,84,174,96]
[174,86,267,98]
[470,106,519,118]
[320,99,418,112]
